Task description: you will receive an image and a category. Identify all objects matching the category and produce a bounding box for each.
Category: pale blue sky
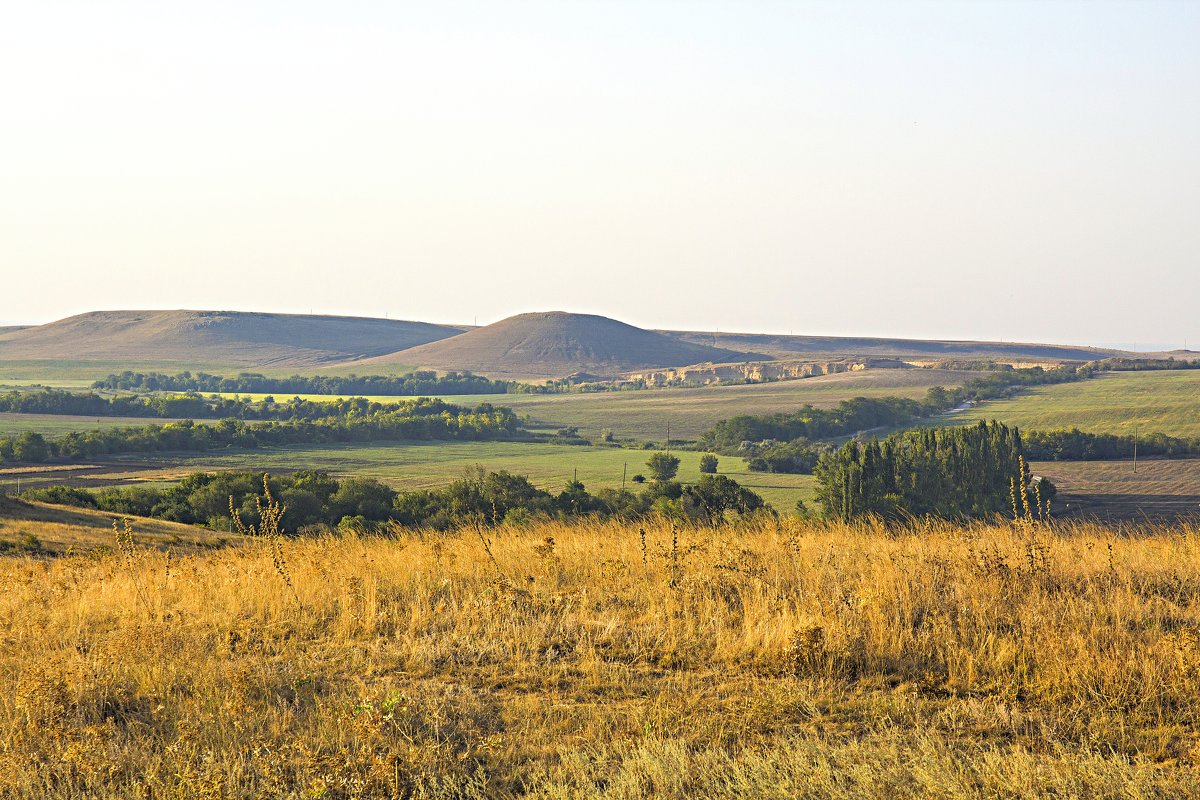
[2,1,1197,348]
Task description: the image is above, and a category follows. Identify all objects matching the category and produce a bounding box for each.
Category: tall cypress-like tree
[814,421,1029,521]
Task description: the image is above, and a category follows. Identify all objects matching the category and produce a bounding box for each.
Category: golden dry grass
[2,517,1200,797]
[0,499,239,556]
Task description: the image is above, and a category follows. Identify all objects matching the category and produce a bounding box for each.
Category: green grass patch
[0,413,198,436]
[943,371,1200,439]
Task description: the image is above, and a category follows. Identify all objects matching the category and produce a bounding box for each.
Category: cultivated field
[494,369,980,441]
[1,517,1198,797]
[1033,457,1200,522]
[954,371,1200,439]
[217,368,981,442]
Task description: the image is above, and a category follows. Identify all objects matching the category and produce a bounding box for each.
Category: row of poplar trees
[814,420,1033,520]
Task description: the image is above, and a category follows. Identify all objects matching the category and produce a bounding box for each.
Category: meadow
[2,514,1199,797]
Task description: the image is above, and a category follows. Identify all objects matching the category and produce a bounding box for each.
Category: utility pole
[622,461,627,490]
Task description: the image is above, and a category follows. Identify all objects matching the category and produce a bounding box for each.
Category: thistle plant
[230,474,297,601]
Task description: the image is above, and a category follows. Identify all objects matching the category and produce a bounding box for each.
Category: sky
[2,1,1197,348]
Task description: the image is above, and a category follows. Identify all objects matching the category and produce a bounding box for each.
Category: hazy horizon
[4,1,1198,347]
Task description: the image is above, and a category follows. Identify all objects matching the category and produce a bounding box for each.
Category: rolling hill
[0,495,243,554]
[361,311,754,379]
[663,330,1119,363]
[0,310,466,368]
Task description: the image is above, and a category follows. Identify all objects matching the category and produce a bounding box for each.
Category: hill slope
[0,495,241,554]
[0,310,465,368]
[364,311,752,379]
[664,330,1119,363]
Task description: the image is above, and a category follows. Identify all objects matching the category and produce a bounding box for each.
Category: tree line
[91,370,522,396]
[1022,428,1200,460]
[0,388,527,423]
[22,458,767,531]
[1088,357,1200,373]
[0,399,522,465]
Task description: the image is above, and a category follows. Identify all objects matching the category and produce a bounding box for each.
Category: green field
[18,442,813,512]
[0,412,197,436]
[948,371,1200,438]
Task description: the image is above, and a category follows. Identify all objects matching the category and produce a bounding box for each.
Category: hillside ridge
[0,310,465,368]
[360,311,756,379]
[663,330,1120,363]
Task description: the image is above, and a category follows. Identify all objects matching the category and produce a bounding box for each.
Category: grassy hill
[363,311,754,379]
[0,310,465,369]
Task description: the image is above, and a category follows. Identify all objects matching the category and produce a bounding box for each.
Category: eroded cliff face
[625,358,911,386]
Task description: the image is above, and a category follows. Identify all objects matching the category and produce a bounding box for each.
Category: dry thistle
[112,517,152,614]
[230,474,297,602]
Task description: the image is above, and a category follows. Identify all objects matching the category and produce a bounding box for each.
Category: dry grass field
[2,514,1199,797]
[0,497,239,555]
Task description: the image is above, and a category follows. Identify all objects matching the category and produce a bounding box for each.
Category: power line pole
[621,461,627,490]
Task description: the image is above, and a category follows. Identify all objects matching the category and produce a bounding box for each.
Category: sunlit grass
[1,515,1199,797]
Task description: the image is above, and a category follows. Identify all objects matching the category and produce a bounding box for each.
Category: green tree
[13,432,49,463]
[698,453,719,474]
[683,474,764,524]
[646,452,680,482]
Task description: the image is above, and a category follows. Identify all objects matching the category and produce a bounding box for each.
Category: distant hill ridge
[358,311,755,379]
[0,308,1135,377]
[0,310,464,368]
[664,330,1118,363]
